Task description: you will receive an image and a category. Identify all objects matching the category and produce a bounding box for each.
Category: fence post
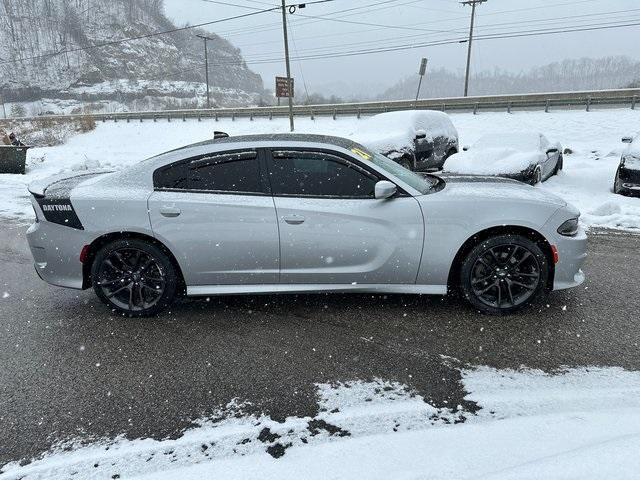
[586,97,591,112]
[357,108,361,119]
[167,115,171,122]
[333,109,337,120]
[507,102,512,114]
[140,117,143,123]
[153,115,157,122]
[269,112,273,120]
[232,112,235,122]
[310,109,314,120]
[545,100,550,113]
[113,116,117,123]
[126,117,130,123]
[182,114,186,122]
[198,114,201,122]
[632,96,636,110]
[250,113,254,121]
[442,103,446,112]
[473,103,478,115]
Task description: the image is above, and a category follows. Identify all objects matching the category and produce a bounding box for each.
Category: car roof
[166,133,367,154]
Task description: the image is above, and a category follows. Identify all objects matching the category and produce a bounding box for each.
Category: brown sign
[275,76,294,98]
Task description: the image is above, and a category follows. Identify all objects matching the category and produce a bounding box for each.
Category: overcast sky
[163,0,640,96]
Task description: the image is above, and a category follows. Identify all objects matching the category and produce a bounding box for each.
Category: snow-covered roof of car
[350,110,458,154]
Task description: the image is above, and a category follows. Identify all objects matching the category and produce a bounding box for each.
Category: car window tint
[190,151,263,193]
[270,150,377,197]
[154,162,189,189]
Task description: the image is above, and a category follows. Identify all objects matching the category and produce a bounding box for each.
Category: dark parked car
[351,110,459,171]
[614,133,640,196]
[443,132,563,185]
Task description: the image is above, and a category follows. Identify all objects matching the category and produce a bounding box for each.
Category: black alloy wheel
[460,234,549,315]
[92,239,178,317]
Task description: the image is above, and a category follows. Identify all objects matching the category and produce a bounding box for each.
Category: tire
[613,169,625,195]
[529,166,542,185]
[459,234,549,315]
[91,238,178,317]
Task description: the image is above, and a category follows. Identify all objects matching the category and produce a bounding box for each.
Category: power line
[204,19,640,67]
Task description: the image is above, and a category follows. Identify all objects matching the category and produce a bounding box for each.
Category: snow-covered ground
[1,108,638,230]
[3,366,639,480]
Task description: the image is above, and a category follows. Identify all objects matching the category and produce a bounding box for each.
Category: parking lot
[1,221,639,467]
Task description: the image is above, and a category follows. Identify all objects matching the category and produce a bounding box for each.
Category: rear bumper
[26,220,89,290]
[551,227,588,290]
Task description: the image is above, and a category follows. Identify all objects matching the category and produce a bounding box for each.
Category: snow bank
[1,108,640,230]
[3,366,640,480]
[350,110,457,155]
[444,147,541,175]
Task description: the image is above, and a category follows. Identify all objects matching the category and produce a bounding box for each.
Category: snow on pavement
[1,108,639,229]
[2,366,639,480]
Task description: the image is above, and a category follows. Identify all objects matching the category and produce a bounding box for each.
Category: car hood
[431,174,567,207]
[443,147,542,175]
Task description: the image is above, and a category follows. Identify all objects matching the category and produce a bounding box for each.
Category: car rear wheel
[459,234,549,315]
[91,239,178,317]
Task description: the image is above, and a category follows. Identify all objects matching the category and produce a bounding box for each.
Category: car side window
[154,151,266,194]
[269,150,378,198]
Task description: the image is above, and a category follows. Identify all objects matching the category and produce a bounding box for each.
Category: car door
[267,148,424,285]
[148,149,279,286]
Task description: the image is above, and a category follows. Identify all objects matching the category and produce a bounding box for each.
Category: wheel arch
[81,231,186,294]
[447,225,555,292]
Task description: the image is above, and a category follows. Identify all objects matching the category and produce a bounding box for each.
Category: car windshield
[366,150,438,194]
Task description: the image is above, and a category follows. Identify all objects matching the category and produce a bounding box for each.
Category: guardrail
[4,88,640,124]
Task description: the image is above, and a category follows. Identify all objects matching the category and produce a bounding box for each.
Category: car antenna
[213,131,229,139]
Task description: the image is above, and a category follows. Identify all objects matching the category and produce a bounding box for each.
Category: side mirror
[462,145,469,151]
[415,129,427,140]
[622,136,633,144]
[546,148,559,155]
[375,180,397,199]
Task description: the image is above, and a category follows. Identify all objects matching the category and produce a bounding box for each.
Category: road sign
[419,58,428,76]
[276,76,294,98]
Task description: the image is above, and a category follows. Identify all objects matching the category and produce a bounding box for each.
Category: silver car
[26,134,587,317]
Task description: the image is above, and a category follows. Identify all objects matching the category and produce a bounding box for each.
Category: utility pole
[461,0,486,97]
[281,0,295,132]
[196,34,214,108]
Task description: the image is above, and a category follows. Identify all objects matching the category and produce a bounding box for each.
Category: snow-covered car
[351,110,458,171]
[443,132,563,185]
[26,133,586,317]
[614,133,640,196]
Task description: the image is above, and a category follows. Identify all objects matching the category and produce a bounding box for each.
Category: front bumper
[26,220,89,290]
[551,227,588,290]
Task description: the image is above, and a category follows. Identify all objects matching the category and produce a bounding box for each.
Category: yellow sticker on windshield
[351,148,372,160]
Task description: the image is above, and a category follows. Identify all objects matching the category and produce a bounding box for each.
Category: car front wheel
[91,239,178,317]
[459,234,549,315]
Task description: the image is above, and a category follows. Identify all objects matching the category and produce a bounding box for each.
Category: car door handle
[283,214,305,225]
[160,206,181,218]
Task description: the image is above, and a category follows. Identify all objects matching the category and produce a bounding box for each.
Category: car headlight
[557,217,579,236]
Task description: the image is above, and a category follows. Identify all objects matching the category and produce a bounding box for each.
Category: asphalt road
[1,222,639,467]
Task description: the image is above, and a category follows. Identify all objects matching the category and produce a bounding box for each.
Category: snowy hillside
[0,0,265,113]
